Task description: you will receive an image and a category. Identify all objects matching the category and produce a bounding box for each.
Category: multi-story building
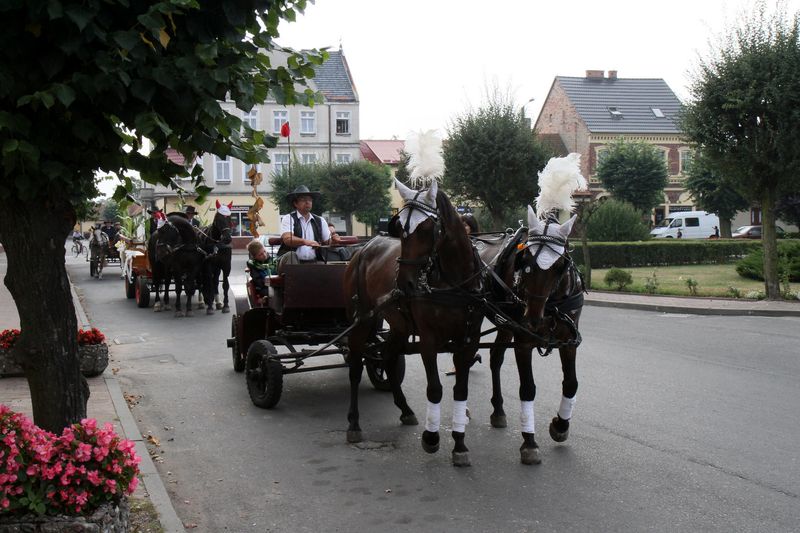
[152,48,363,243]
[535,70,691,224]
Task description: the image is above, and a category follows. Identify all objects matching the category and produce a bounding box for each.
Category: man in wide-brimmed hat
[277,185,331,271]
[184,205,200,227]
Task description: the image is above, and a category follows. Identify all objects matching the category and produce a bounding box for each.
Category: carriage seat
[266,235,358,246]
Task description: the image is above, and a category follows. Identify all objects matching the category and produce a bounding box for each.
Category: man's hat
[285,185,320,203]
[184,205,197,215]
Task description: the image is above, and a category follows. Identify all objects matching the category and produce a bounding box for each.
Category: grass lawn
[588,263,796,298]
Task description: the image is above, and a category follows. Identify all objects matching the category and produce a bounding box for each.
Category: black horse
[198,211,233,315]
[150,214,206,317]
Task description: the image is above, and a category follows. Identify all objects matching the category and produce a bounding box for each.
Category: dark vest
[277,212,322,258]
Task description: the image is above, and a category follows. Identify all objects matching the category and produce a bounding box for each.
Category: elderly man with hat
[184,205,201,227]
[277,185,331,272]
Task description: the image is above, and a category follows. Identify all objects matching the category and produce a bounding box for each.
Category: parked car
[731,225,785,239]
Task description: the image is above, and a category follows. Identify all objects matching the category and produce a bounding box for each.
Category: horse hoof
[452,451,471,467]
[185,309,194,317]
[421,431,439,454]
[490,414,507,428]
[97,273,103,280]
[400,413,418,426]
[153,305,162,313]
[221,306,230,314]
[215,302,223,310]
[549,418,569,443]
[206,308,215,315]
[174,311,185,318]
[346,430,362,443]
[520,446,542,465]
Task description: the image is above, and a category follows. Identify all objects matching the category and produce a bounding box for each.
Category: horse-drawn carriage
[120,241,153,307]
[227,236,395,408]
[87,228,121,279]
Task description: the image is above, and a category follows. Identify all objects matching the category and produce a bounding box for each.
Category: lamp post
[522,97,535,130]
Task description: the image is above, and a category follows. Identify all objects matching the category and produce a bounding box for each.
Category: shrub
[0,406,140,517]
[1,328,105,351]
[683,277,699,296]
[726,286,743,298]
[735,240,800,282]
[586,199,651,242]
[644,270,659,294]
[604,268,633,290]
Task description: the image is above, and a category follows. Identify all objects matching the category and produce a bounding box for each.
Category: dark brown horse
[477,206,583,464]
[344,180,484,466]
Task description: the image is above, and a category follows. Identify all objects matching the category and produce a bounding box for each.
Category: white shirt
[279,211,330,261]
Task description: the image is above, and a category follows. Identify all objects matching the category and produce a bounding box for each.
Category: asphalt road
[67,252,800,532]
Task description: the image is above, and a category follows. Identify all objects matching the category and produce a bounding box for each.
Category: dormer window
[608,106,622,118]
[651,107,665,118]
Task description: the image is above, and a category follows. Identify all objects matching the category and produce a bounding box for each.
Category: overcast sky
[277,0,800,139]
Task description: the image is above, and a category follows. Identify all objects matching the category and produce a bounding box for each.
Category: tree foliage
[0,0,324,432]
[680,0,800,298]
[684,150,749,237]
[443,91,552,228]
[595,139,668,213]
[270,162,330,215]
[586,199,652,242]
[321,161,392,229]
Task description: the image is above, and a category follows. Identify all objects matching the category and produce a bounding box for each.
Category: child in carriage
[246,239,272,304]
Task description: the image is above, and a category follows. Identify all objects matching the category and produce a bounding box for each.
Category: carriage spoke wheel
[231,315,245,372]
[124,274,136,299]
[246,340,283,408]
[135,276,150,308]
[365,353,405,392]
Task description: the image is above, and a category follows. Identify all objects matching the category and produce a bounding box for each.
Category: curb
[68,272,185,533]
[584,298,800,317]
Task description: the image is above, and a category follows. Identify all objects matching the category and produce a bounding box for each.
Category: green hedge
[572,239,765,268]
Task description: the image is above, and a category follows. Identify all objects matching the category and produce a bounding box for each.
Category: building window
[651,107,665,118]
[301,153,317,165]
[679,150,693,174]
[335,153,351,164]
[243,108,258,130]
[214,156,230,183]
[608,106,623,118]
[596,147,609,168]
[230,208,253,237]
[335,111,350,134]
[273,110,288,134]
[273,153,290,174]
[242,162,260,183]
[300,111,315,134]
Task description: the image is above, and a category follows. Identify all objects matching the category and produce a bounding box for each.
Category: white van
[650,211,720,239]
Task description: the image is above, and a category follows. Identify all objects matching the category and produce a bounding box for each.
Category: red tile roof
[360,140,405,165]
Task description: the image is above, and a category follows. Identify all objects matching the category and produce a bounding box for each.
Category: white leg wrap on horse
[520,400,535,433]
[425,401,441,433]
[558,395,576,421]
[452,401,469,433]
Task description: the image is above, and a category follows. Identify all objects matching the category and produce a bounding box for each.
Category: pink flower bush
[0,404,140,517]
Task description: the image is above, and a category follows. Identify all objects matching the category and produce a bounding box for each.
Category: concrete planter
[0,498,130,533]
[0,343,109,378]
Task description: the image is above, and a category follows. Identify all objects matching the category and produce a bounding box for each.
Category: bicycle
[71,239,85,258]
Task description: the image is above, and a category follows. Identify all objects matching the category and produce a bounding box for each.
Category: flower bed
[0,329,109,378]
[0,406,139,529]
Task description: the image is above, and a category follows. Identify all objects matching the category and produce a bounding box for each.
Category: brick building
[534,70,692,224]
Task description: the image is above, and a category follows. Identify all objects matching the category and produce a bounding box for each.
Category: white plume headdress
[405,129,444,188]
[534,153,587,219]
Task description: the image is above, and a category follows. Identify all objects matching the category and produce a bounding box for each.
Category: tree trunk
[761,188,781,300]
[0,199,89,433]
[720,219,733,238]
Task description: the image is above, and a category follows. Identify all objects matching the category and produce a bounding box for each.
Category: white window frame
[596,146,609,168]
[273,110,288,134]
[335,111,350,135]
[273,153,290,174]
[301,153,318,165]
[679,149,693,174]
[214,155,230,183]
[243,108,258,130]
[335,153,352,164]
[300,111,316,134]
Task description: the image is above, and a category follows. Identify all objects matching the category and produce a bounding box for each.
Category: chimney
[585,70,604,79]
[608,70,618,79]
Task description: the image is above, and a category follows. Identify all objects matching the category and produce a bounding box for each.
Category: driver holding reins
[276,185,331,273]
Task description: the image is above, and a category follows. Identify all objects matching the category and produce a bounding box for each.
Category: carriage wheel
[124,274,136,299]
[366,354,405,392]
[246,340,283,408]
[231,315,245,373]
[135,276,150,308]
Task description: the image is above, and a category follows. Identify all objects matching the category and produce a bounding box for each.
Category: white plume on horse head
[405,129,444,188]
[534,153,587,220]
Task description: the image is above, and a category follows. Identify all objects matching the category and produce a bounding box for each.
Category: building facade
[152,48,365,242]
[534,70,691,224]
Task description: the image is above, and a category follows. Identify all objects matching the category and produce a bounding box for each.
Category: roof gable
[556,76,682,134]
[361,140,404,164]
